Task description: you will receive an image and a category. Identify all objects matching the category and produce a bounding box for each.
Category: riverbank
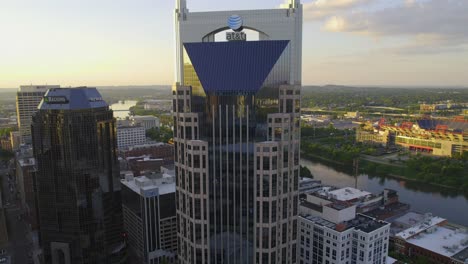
[300,151,345,166]
[359,158,468,191]
[301,153,468,192]
[301,158,468,226]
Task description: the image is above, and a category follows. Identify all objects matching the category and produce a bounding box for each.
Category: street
[1,163,33,264]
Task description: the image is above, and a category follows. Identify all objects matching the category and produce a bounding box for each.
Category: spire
[290,0,300,8]
[175,0,188,21]
[281,0,300,9]
[176,0,186,10]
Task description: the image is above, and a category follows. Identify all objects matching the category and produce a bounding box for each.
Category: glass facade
[174,2,302,263]
[32,88,126,264]
[174,41,301,264]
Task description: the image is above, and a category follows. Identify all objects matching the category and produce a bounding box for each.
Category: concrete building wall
[16,85,58,144]
[322,205,356,224]
[117,126,147,149]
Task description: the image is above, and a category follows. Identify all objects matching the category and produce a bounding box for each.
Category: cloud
[303,0,373,20]
[319,0,468,54]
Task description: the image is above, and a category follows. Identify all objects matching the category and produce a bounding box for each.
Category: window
[271,201,277,222]
[263,202,269,223]
[263,174,270,197]
[272,174,277,197]
[194,173,200,194]
[263,228,269,249]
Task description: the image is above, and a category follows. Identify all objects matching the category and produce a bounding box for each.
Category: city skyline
[1,0,468,88]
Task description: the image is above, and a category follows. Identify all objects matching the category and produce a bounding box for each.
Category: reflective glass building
[32,87,126,264]
[174,1,302,263]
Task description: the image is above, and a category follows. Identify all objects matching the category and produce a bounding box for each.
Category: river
[301,158,468,226]
[109,100,138,119]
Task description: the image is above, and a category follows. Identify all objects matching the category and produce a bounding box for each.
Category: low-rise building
[120,143,174,161]
[394,217,468,264]
[420,104,448,112]
[298,184,391,264]
[452,247,468,264]
[0,136,12,152]
[301,186,384,215]
[299,177,322,194]
[117,125,147,149]
[359,118,468,157]
[298,205,390,264]
[345,112,360,119]
[143,100,172,112]
[121,175,177,264]
[131,116,160,130]
[390,212,468,264]
[126,156,168,176]
[356,129,391,147]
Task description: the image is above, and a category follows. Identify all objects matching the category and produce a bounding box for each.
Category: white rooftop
[121,175,175,197]
[328,187,371,201]
[406,226,468,257]
[386,256,398,264]
[18,158,35,167]
[396,215,446,240]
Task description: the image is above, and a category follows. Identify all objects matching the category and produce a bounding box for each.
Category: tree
[300,166,313,179]
[146,127,173,143]
[0,127,14,137]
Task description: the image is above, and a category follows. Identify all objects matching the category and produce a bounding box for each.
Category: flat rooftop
[393,211,425,227]
[386,256,398,264]
[328,187,372,201]
[121,176,175,196]
[396,215,446,240]
[18,157,35,167]
[353,214,389,233]
[301,215,336,230]
[452,247,468,263]
[300,214,389,233]
[406,226,468,258]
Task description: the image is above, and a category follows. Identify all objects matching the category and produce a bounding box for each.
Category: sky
[0,0,467,88]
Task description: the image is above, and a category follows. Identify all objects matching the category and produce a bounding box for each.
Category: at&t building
[173,1,302,263]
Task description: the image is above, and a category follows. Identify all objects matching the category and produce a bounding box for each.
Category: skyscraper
[16,85,60,144]
[173,1,302,263]
[32,87,127,264]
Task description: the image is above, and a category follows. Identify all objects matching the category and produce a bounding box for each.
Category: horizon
[1,0,468,87]
[1,84,468,91]
[10,85,465,92]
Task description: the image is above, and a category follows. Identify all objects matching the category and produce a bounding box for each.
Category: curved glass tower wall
[174,1,302,263]
[32,88,126,264]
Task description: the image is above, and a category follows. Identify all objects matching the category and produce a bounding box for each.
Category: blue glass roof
[184,40,289,95]
[38,87,108,110]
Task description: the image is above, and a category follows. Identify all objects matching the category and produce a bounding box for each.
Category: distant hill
[301,85,468,109]
[96,85,171,90]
